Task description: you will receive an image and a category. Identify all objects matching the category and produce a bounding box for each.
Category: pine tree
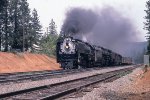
[0,15,3,51]
[30,8,42,52]
[4,0,9,51]
[40,19,58,56]
[40,34,58,56]
[0,0,43,53]
[144,0,150,54]
[0,5,4,51]
[0,0,7,51]
[9,0,20,51]
[0,0,12,52]
[48,19,57,35]
[10,0,31,51]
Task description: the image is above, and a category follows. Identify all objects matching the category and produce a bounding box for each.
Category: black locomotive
[56,36,132,69]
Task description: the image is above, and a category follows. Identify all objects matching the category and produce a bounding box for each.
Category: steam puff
[61,6,141,61]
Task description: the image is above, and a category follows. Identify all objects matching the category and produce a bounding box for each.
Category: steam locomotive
[56,36,132,69]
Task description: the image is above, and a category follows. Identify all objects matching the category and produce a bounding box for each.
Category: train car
[122,57,132,65]
[100,47,111,66]
[92,45,103,67]
[111,51,118,65]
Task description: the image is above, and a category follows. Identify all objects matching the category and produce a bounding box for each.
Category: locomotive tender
[56,36,132,69]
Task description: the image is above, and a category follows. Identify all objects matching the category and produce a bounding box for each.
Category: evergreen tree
[10,0,31,51]
[0,0,42,51]
[40,19,58,56]
[40,34,58,56]
[144,0,150,54]
[9,0,20,51]
[0,0,7,51]
[48,19,57,35]
[4,0,9,51]
[0,0,43,53]
[0,0,12,51]
[30,9,42,52]
[0,14,3,51]
[0,5,4,51]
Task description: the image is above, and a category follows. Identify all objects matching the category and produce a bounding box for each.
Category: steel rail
[0,67,134,99]
[0,68,101,84]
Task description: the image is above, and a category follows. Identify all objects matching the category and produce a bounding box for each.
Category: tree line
[0,0,58,56]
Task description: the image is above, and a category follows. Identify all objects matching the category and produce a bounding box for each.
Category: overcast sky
[27,0,147,41]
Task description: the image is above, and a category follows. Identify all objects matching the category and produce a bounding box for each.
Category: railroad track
[0,67,102,85]
[0,67,135,100]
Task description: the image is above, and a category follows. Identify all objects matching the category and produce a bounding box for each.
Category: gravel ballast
[0,66,132,95]
[66,66,150,100]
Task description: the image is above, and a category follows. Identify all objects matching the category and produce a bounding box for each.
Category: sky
[27,0,147,41]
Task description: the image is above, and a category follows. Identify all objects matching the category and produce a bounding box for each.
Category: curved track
[0,66,135,100]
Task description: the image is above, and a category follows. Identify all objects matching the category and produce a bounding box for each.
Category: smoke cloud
[61,6,143,63]
[61,8,98,35]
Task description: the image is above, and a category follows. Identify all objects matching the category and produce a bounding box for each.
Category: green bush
[40,34,59,57]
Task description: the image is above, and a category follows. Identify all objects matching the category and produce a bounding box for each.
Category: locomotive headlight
[65,42,69,49]
[60,38,75,54]
[65,45,69,49]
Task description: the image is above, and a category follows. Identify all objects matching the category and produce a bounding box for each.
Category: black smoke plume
[61,7,144,63]
[61,8,98,35]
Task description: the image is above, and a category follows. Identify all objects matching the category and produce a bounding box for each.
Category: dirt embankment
[0,52,61,73]
[131,66,150,92]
